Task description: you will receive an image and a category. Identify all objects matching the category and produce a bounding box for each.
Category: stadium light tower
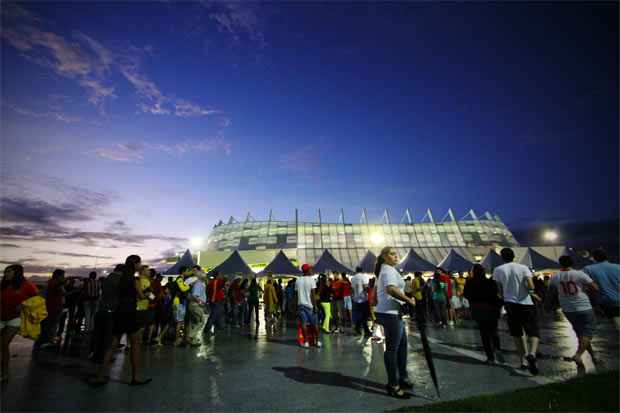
[370,232,385,246]
[543,230,559,243]
[190,237,204,266]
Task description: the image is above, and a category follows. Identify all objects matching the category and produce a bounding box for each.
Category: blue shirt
[583,261,620,307]
[190,280,207,304]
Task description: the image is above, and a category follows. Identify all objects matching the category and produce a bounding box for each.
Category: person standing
[90,264,122,363]
[1,265,38,382]
[263,276,279,323]
[493,248,541,375]
[247,278,261,326]
[205,272,225,334]
[135,266,152,345]
[374,247,416,399]
[94,255,151,386]
[317,274,333,333]
[411,272,426,324]
[351,267,371,336]
[186,271,207,346]
[464,264,504,364]
[342,273,353,327]
[583,248,620,331]
[296,264,321,348]
[82,271,100,333]
[35,269,66,348]
[550,255,599,368]
[431,271,448,328]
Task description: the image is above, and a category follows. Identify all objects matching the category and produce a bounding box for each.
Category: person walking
[1,264,38,382]
[263,276,279,323]
[94,255,151,386]
[247,278,261,326]
[342,273,353,327]
[89,264,122,363]
[351,267,371,336]
[411,272,427,324]
[583,248,620,332]
[550,255,600,369]
[35,269,66,348]
[493,248,541,375]
[464,264,504,364]
[374,247,416,399]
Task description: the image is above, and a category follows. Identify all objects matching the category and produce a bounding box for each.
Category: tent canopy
[397,248,436,273]
[481,249,504,272]
[356,250,377,273]
[164,249,196,275]
[437,249,474,273]
[519,247,560,271]
[560,247,593,270]
[313,250,352,274]
[258,250,302,276]
[209,250,255,276]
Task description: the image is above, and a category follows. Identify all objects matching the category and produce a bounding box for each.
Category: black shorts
[504,302,540,338]
[601,304,620,319]
[113,309,139,335]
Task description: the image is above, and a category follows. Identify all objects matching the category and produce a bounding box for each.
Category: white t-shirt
[376,264,405,315]
[295,276,315,309]
[493,262,534,305]
[549,270,594,313]
[351,273,368,303]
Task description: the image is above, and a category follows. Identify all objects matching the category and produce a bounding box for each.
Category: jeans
[232,303,243,326]
[375,313,409,387]
[83,300,98,332]
[187,302,206,343]
[433,300,448,325]
[353,301,371,335]
[205,301,224,332]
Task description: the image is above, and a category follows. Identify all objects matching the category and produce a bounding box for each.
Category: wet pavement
[2,310,618,412]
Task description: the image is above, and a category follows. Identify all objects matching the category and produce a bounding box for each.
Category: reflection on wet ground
[1,310,618,412]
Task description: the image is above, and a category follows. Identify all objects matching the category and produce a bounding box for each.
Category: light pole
[190,237,204,267]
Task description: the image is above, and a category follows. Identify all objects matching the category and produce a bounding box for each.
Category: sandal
[129,378,152,386]
[387,385,410,399]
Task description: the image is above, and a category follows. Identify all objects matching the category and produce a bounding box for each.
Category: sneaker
[315,341,322,348]
[525,354,539,375]
[494,350,505,364]
[447,321,455,326]
[300,342,310,349]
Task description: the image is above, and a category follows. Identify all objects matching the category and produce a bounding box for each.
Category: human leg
[1,325,19,380]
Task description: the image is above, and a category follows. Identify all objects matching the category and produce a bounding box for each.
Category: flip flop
[129,378,152,386]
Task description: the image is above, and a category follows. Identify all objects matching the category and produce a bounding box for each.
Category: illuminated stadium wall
[201,209,544,270]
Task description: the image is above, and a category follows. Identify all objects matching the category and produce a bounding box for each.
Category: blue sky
[1,1,618,272]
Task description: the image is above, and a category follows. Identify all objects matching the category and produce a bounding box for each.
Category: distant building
[199,209,565,270]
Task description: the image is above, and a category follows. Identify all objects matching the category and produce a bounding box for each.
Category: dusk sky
[1,1,618,273]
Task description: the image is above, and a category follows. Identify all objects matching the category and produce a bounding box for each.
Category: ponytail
[374,255,385,278]
[374,246,394,278]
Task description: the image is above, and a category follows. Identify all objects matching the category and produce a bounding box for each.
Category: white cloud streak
[91,138,232,162]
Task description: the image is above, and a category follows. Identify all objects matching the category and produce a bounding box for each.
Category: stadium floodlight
[370,232,385,246]
[543,230,559,243]
[190,237,204,248]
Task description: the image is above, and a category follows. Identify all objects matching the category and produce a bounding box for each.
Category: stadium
[197,209,567,272]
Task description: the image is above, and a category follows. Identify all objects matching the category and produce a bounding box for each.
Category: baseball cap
[301,263,313,274]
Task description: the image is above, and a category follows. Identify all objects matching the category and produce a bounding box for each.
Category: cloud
[3,102,81,123]
[204,2,267,48]
[35,250,113,260]
[104,220,130,233]
[1,196,95,226]
[2,3,221,119]
[0,243,21,248]
[93,143,145,162]
[92,137,232,162]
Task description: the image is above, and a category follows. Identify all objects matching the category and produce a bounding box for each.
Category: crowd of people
[0,247,618,399]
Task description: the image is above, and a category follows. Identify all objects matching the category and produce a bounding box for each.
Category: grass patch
[392,370,619,412]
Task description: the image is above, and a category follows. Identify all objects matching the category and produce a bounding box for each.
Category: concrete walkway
[1,311,618,412]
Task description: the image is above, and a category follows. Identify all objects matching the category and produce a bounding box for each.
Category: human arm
[386,284,415,307]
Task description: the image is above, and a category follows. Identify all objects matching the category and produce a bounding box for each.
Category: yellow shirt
[411,278,423,301]
[136,276,151,311]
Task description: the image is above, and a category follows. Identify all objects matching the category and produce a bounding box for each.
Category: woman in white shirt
[374,246,417,399]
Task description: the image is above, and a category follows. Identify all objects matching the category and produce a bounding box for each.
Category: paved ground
[2,310,618,412]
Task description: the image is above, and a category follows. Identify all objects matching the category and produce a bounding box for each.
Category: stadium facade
[199,209,563,271]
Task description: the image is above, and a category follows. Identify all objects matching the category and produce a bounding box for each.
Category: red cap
[301,263,313,274]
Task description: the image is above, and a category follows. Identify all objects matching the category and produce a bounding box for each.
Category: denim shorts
[298,305,317,326]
